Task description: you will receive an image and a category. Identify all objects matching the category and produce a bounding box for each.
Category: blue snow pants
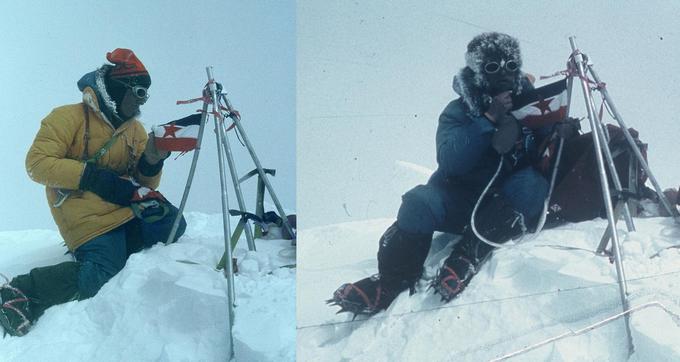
[73,206,187,299]
[397,166,549,235]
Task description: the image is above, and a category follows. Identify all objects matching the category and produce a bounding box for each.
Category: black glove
[554,117,581,139]
[484,91,513,123]
[79,163,138,206]
[491,115,521,154]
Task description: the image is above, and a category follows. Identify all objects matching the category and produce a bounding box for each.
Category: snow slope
[0,212,295,362]
[297,216,680,361]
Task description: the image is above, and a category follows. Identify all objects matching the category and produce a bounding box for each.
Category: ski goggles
[111,78,150,100]
[483,59,520,74]
[129,85,149,100]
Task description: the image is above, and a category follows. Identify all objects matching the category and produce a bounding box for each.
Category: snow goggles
[483,59,520,74]
[111,78,150,100]
[129,85,149,100]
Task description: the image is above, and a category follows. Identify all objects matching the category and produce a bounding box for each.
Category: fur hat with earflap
[452,32,526,116]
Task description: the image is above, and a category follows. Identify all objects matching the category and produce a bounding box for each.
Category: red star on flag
[162,123,181,138]
[533,97,553,115]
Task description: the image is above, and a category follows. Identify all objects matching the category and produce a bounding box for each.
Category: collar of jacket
[77,66,128,129]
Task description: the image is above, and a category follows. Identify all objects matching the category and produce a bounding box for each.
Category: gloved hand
[484,91,513,123]
[79,163,138,206]
[554,117,581,139]
[491,115,521,154]
[130,186,170,223]
[142,133,170,165]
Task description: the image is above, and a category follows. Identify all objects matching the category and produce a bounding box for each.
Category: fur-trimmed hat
[453,32,525,116]
[465,32,522,75]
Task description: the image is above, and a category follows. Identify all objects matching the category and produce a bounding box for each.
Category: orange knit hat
[106,48,149,79]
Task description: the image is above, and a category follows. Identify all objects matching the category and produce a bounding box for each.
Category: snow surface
[297,216,680,361]
[0,212,295,362]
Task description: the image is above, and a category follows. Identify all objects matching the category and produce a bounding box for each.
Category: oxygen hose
[470,137,564,249]
[470,156,509,248]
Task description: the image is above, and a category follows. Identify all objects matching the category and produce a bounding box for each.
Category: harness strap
[82,103,120,165]
[52,104,121,208]
[86,133,120,164]
[83,103,90,161]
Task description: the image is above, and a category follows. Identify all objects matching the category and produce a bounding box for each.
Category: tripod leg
[165,102,210,245]
[597,200,627,254]
[221,94,296,241]
[570,37,634,355]
[205,66,235,361]
[589,65,680,222]
[627,152,639,218]
[217,218,245,270]
[254,177,266,238]
[590,98,635,232]
[219,120,257,251]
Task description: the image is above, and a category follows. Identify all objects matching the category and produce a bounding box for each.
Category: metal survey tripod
[567,36,680,356]
[163,66,296,359]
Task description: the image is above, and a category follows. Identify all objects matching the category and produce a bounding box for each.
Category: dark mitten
[491,115,521,154]
[79,163,138,206]
[554,117,581,139]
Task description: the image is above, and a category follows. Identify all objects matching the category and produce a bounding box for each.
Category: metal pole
[566,73,574,116]
[535,76,573,235]
[588,65,680,221]
[569,36,633,355]
[165,101,210,245]
[589,93,635,231]
[220,93,297,241]
[585,89,635,233]
[218,113,257,251]
[590,112,635,232]
[628,151,639,217]
[491,301,680,361]
[207,66,236,360]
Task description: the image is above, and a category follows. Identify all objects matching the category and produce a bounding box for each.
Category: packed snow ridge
[1,212,295,362]
[298,217,680,361]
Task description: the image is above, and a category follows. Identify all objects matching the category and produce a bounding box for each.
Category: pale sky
[0,1,295,231]
[298,0,680,228]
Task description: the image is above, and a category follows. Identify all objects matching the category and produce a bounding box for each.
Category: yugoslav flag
[511,78,568,129]
[152,114,202,152]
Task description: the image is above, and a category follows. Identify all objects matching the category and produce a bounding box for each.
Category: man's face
[482,58,520,96]
[118,85,148,120]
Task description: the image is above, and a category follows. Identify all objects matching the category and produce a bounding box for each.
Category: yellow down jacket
[26,78,161,251]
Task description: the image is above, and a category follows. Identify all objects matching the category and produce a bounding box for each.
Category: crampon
[430,256,477,303]
[326,275,404,319]
[0,274,32,337]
